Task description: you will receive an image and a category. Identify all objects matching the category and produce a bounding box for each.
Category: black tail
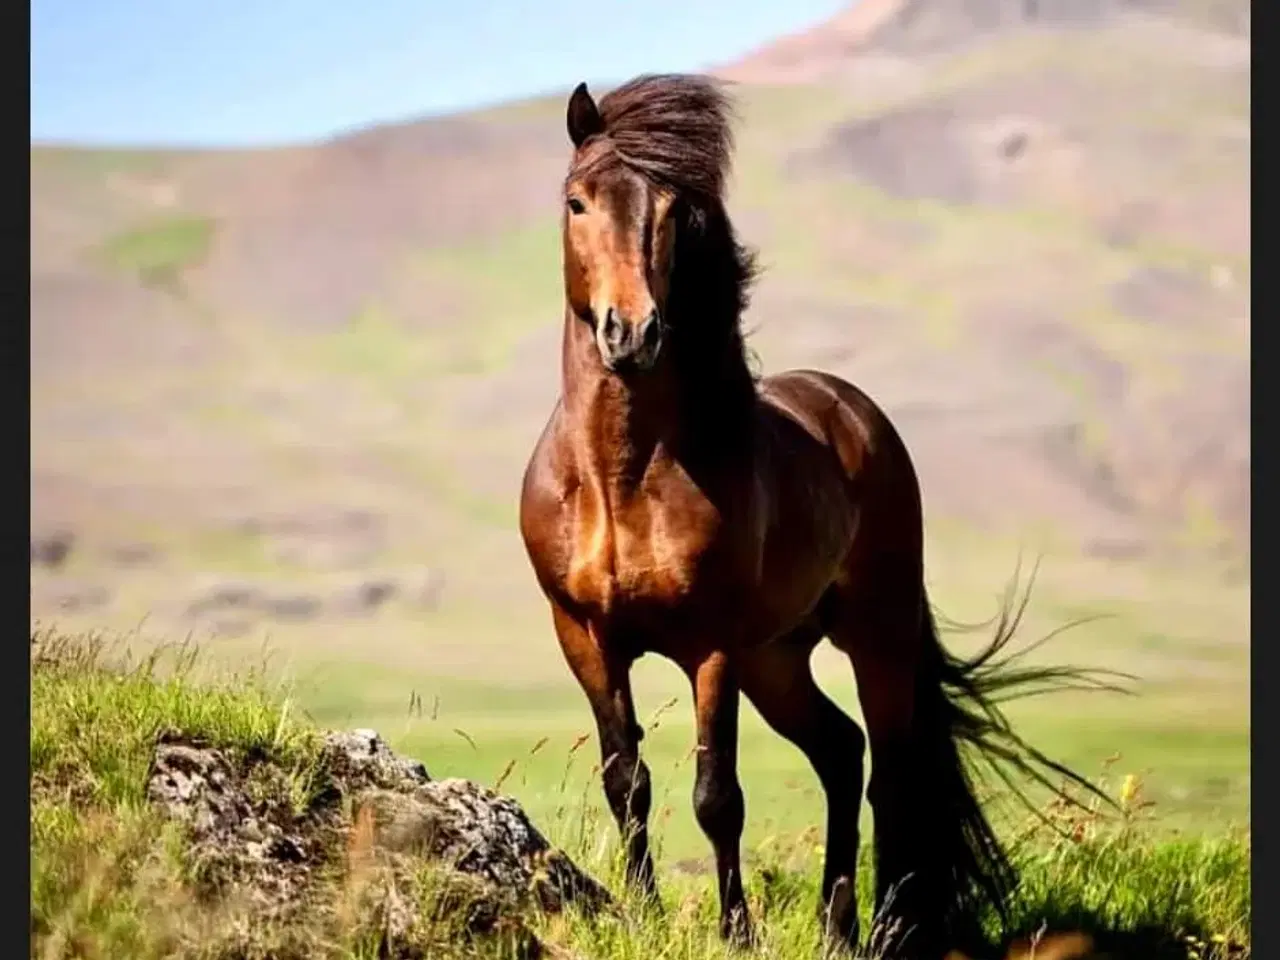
[909,562,1132,937]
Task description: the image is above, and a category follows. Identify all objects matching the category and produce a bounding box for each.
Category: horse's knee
[867,727,921,795]
[693,763,744,843]
[867,765,915,816]
[602,752,651,823]
[797,711,865,800]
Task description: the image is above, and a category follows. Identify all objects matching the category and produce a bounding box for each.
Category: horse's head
[561,82,675,376]
[559,75,752,385]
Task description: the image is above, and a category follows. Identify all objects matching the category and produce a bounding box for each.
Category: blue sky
[31,0,848,147]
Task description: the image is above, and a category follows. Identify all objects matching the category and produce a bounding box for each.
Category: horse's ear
[567,82,604,148]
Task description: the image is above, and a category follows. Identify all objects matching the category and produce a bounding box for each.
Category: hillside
[31,0,1248,672]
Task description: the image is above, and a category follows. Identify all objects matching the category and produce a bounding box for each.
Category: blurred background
[31,0,1249,857]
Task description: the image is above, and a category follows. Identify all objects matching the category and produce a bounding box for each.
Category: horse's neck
[562,364,753,508]
[561,355,669,497]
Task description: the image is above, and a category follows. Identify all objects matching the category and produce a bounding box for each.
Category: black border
[18,0,34,952]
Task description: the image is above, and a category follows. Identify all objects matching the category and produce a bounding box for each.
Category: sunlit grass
[31,628,1251,959]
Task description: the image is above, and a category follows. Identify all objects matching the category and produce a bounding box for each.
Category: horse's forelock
[567,74,736,202]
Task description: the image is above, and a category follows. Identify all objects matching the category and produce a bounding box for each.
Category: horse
[519,73,1114,958]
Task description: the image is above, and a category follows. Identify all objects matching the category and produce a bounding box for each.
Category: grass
[297,668,1249,857]
[37,526,1248,848]
[408,219,564,373]
[301,303,437,382]
[30,631,317,810]
[97,214,216,292]
[31,627,1250,959]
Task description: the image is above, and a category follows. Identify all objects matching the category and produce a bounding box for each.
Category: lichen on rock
[144,725,609,956]
[355,780,612,914]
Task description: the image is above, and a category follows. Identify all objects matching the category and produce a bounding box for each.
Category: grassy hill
[30,629,1250,959]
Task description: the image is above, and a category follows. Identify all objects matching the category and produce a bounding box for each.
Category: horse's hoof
[722,909,757,951]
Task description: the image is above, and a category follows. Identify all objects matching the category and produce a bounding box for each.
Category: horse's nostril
[640,311,661,348]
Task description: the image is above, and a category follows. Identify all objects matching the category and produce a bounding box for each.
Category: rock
[185,580,266,618]
[108,541,159,567]
[31,531,74,569]
[331,577,399,615]
[144,726,610,954]
[146,733,317,915]
[31,579,112,614]
[321,729,431,792]
[321,730,610,914]
[186,574,422,624]
[262,592,324,621]
[184,580,325,623]
[184,570,444,625]
[208,618,254,639]
[356,781,612,914]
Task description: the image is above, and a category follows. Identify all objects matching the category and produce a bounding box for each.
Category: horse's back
[759,368,915,484]
[756,367,924,583]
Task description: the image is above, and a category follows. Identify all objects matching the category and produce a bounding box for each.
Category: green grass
[30,631,317,809]
[302,302,437,381]
[293,668,1249,859]
[39,528,1245,851]
[97,214,216,291]
[31,628,1250,959]
[261,534,1249,850]
[408,220,564,373]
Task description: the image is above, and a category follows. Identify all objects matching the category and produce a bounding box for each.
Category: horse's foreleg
[549,601,658,900]
[686,650,751,945]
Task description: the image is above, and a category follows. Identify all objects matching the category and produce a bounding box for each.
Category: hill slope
[31,0,1249,640]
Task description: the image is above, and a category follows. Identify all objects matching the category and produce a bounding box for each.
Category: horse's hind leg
[822,576,945,959]
[738,623,867,950]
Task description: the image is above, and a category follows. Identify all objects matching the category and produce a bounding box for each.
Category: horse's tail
[908,564,1129,937]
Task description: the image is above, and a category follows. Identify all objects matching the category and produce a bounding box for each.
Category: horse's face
[562,84,676,375]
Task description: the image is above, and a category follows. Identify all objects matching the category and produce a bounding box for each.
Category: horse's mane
[571,73,735,201]
[567,74,761,393]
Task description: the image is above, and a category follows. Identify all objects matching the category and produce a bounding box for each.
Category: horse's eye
[567,197,586,215]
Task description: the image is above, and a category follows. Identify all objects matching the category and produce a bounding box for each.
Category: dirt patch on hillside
[800,62,1245,228]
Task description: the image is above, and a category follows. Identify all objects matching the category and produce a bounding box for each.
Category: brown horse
[519,74,1114,958]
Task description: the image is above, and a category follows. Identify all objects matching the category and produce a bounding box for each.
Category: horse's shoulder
[520,403,577,533]
[756,369,901,481]
[761,369,887,430]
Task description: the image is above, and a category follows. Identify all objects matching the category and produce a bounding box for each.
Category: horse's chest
[564,494,715,616]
